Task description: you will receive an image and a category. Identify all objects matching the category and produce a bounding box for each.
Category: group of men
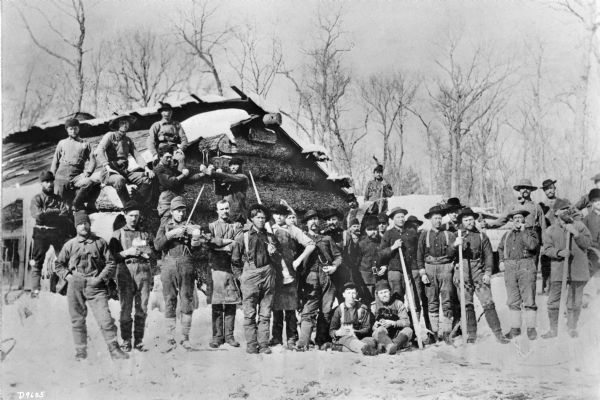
[27,111,600,360]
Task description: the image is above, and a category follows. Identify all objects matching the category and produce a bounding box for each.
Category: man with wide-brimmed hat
[416,204,457,344]
[212,157,249,224]
[231,204,281,354]
[364,163,394,216]
[486,179,546,232]
[575,172,600,211]
[356,216,384,304]
[148,102,189,172]
[541,203,592,339]
[370,280,414,354]
[321,207,351,303]
[109,200,157,352]
[154,196,203,351]
[295,210,341,351]
[29,170,71,298]
[51,118,100,212]
[95,113,156,208]
[55,211,128,361]
[444,197,465,232]
[497,208,540,340]
[454,208,509,344]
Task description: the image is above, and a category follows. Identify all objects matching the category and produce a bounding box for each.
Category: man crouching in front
[327,282,378,355]
[371,280,413,354]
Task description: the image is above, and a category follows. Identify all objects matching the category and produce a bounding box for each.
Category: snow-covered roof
[180,109,249,143]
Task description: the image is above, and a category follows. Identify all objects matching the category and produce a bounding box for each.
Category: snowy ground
[2,275,599,400]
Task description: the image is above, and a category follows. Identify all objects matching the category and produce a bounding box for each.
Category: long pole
[398,247,423,349]
[558,231,572,337]
[458,229,468,345]
[185,184,205,226]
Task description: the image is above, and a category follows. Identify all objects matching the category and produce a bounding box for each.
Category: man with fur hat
[109,201,158,352]
[356,216,384,304]
[231,204,281,354]
[454,208,510,343]
[29,171,71,298]
[154,196,204,351]
[370,281,414,354]
[212,157,249,223]
[364,163,393,216]
[327,282,378,355]
[51,118,100,212]
[95,114,155,208]
[269,204,315,348]
[417,204,457,344]
[148,102,189,172]
[575,173,600,211]
[542,203,592,338]
[55,211,128,361]
[206,200,243,349]
[295,210,342,351]
[497,209,540,340]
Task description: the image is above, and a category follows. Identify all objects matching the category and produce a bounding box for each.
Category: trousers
[117,261,151,341]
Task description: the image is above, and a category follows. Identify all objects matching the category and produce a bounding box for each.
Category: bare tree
[174,0,231,96]
[15,0,87,112]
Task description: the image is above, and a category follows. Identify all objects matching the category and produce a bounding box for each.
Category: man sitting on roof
[147,103,188,172]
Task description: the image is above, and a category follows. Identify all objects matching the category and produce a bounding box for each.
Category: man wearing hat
[497,209,540,340]
[295,210,341,351]
[206,200,243,349]
[148,102,189,172]
[380,207,419,305]
[416,204,457,344]
[50,118,100,212]
[321,208,351,303]
[269,204,315,348]
[486,179,546,233]
[370,281,414,354]
[154,196,204,351]
[356,216,385,304]
[231,204,280,354]
[404,215,430,331]
[212,157,249,223]
[454,208,510,343]
[109,201,158,352]
[54,211,128,361]
[583,188,600,304]
[364,164,394,216]
[29,171,71,298]
[344,193,360,229]
[575,172,600,210]
[327,282,378,355]
[377,213,389,241]
[95,114,155,208]
[444,198,464,232]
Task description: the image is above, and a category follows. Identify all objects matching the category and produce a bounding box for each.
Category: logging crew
[542,204,592,338]
[575,173,600,211]
[50,118,100,212]
[207,200,243,348]
[95,114,155,208]
[109,201,157,352]
[370,281,414,354]
[231,204,280,354]
[497,209,539,340]
[356,216,385,304]
[295,210,341,351]
[453,208,509,344]
[212,158,249,223]
[154,196,203,351]
[364,163,393,216]
[417,204,457,344]
[29,171,71,298]
[55,211,128,361]
[270,205,315,349]
[148,102,188,171]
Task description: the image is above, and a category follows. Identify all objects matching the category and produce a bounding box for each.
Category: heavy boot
[440,315,453,345]
[392,333,410,351]
[361,341,379,356]
[224,305,240,347]
[108,340,129,360]
[505,310,522,339]
[133,338,148,352]
[161,317,177,352]
[466,306,477,344]
[542,309,559,339]
[75,346,87,361]
[525,309,537,340]
[483,306,509,343]
[504,328,521,339]
[180,313,194,350]
[210,305,224,348]
[121,339,132,352]
[295,320,313,351]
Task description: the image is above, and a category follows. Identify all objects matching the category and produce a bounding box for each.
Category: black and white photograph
[1,0,599,399]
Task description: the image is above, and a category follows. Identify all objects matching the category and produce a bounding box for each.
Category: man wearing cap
[575,173,600,211]
[342,218,362,289]
[377,213,389,241]
[380,207,419,305]
[542,205,592,338]
[344,193,360,229]
[321,208,351,303]
[417,205,457,344]
[328,282,378,355]
[109,201,157,352]
[29,171,71,298]
[454,208,510,343]
[212,158,249,223]
[154,196,203,351]
[497,209,540,340]
[148,103,188,172]
[55,211,128,361]
[583,189,600,304]
[371,280,414,354]
[206,200,243,349]
[269,205,315,349]
[356,216,384,304]
[231,204,280,354]
[50,118,100,212]
[95,114,155,208]
[295,210,342,351]
[364,164,393,216]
